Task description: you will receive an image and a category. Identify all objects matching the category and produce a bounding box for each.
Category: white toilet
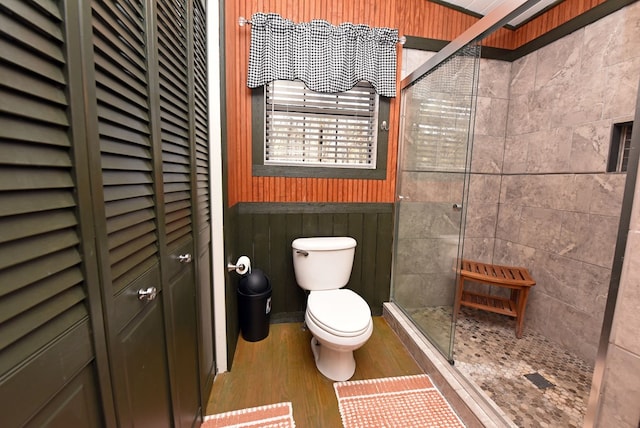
[292,236,373,381]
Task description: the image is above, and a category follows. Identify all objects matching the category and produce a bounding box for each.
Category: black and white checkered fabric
[247,13,399,97]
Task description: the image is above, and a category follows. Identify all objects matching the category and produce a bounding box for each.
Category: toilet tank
[292,237,357,291]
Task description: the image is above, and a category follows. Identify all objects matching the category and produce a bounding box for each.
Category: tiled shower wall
[403,1,640,364]
[491,2,639,363]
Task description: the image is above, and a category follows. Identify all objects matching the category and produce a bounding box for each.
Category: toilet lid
[307,289,371,337]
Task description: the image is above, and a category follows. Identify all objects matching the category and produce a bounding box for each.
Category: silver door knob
[452,203,463,211]
[178,253,192,263]
[138,287,157,301]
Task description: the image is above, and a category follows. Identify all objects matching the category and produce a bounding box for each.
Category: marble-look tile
[582,0,640,71]
[570,121,611,172]
[397,202,460,238]
[467,174,501,204]
[543,298,601,363]
[499,174,584,211]
[558,212,619,267]
[477,59,511,99]
[521,127,573,173]
[395,237,460,274]
[602,56,640,120]
[517,206,564,253]
[509,53,536,97]
[464,202,498,239]
[495,203,522,242]
[469,135,503,174]
[393,273,455,307]
[461,237,495,262]
[534,30,583,92]
[501,135,527,174]
[596,345,640,428]
[545,64,605,130]
[506,91,552,136]
[473,96,509,137]
[611,230,640,355]
[587,173,625,217]
[400,172,466,203]
[492,239,537,268]
[532,252,609,315]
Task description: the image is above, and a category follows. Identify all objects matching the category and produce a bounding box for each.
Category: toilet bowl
[292,237,373,381]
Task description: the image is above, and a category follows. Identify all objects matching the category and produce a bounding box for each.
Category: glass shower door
[391,44,480,361]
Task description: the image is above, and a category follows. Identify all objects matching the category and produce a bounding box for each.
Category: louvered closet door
[0,1,102,426]
[192,0,215,399]
[156,0,200,425]
[91,0,172,425]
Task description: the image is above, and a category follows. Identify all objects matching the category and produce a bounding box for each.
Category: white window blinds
[265,80,378,168]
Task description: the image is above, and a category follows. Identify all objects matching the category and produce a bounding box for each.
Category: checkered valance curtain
[247,13,399,97]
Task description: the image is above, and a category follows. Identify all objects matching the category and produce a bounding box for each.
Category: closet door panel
[0,0,102,426]
[156,0,200,425]
[90,0,172,425]
[192,0,215,398]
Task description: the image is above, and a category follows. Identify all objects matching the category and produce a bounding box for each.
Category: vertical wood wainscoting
[234,203,394,319]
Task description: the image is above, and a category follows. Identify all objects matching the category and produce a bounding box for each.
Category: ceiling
[439,0,563,27]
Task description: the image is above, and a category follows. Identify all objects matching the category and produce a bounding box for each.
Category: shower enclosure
[391,44,481,361]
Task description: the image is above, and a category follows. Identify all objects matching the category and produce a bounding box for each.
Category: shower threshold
[383,302,517,428]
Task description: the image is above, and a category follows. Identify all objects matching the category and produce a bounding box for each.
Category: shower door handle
[452,203,463,211]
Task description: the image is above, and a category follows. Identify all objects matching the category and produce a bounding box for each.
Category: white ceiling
[441,0,563,27]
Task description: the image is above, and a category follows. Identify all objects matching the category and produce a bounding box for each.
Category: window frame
[252,82,390,179]
[608,121,633,173]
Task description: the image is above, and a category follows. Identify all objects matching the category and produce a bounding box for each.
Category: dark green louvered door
[88,0,175,426]
[87,0,205,426]
[0,0,210,425]
[0,1,105,426]
[155,0,201,426]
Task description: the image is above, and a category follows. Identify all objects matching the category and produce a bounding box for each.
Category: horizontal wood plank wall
[225,0,607,206]
[234,203,394,319]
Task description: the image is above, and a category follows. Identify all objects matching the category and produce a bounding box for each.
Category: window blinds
[264,81,378,168]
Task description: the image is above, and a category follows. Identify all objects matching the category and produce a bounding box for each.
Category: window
[252,81,390,179]
[608,122,633,173]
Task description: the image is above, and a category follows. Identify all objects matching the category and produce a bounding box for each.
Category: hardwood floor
[205,317,423,427]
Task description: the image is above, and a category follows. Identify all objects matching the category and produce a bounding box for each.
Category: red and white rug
[202,402,295,428]
[334,374,465,427]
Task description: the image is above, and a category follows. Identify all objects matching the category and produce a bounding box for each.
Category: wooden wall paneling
[360,214,379,311]
[374,210,394,309]
[265,213,289,315]
[347,212,365,299]
[283,213,306,313]
[234,204,394,319]
[226,0,614,205]
[252,213,271,271]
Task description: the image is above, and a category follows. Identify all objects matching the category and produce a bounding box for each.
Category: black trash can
[237,269,272,342]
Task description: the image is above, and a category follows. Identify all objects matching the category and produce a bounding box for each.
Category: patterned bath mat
[334,374,465,427]
[202,402,295,427]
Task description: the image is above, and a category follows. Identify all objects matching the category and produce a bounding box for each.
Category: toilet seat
[306,289,371,337]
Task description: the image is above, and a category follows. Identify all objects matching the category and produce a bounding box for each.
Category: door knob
[137,287,157,301]
[178,253,192,263]
[452,203,463,211]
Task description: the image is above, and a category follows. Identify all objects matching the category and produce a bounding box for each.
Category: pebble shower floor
[409,306,594,427]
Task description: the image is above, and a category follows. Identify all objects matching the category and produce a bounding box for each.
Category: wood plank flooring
[205,317,423,427]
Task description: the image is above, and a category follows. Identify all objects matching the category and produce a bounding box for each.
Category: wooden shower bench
[455,259,535,338]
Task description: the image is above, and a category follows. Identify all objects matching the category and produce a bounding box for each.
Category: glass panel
[391,43,480,360]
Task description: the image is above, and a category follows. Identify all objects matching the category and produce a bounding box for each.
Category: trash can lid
[239,269,270,294]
